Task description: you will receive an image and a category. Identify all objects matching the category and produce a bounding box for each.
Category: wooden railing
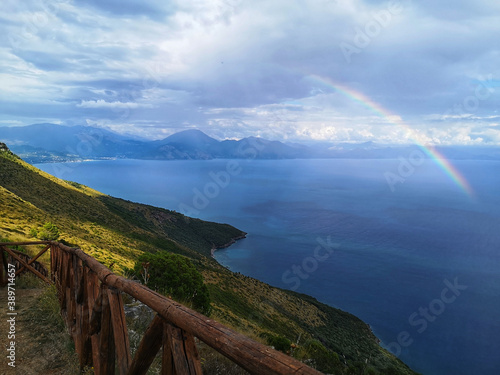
[0,243,50,283]
[0,241,323,375]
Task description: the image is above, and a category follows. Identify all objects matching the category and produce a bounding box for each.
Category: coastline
[209,231,384,346]
[211,233,247,257]
[208,232,396,370]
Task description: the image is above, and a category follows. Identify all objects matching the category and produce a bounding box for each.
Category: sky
[1,0,500,145]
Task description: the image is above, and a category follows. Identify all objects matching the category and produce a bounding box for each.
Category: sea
[35,158,500,375]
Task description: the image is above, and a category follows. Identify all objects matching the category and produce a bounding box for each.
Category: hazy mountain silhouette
[1,123,499,163]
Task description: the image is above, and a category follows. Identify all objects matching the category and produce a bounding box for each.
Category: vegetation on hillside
[131,252,212,315]
[31,221,60,240]
[0,144,418,374]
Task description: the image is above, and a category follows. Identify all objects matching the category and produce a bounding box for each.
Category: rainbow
[306,74,474,196]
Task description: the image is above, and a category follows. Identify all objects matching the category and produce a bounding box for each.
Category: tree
[133,252,211,315]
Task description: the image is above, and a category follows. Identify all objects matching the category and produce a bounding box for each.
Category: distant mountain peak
[161,129,218,145]
[166,129,214,138]
[176,129,208,136]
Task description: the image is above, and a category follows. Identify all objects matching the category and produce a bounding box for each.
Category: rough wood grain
[162,323,175,375]
[86,268,101,374]
[0,248,6,286]
[107,287,132,375]
[127,314,164,375]
[90,283,105,335]
[99,286,116,375]
[166,323,203,375]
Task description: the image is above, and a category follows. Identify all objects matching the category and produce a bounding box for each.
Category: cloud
[0,0,499,145]
[76,100,155,109]
[73,0,175,20]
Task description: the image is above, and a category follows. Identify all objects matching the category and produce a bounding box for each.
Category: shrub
[29,227,38,238]
[300,339,344,373]
[267,335,292,353]
[37,222,60,241]
[133,252,212,315]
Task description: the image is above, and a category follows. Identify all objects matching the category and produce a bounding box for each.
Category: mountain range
[1,123,499,163]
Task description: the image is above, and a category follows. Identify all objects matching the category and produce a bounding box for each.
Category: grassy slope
[0,146,417,374]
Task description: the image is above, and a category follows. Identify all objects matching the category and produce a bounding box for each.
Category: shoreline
[211,233,247,257]
[210,231,383,348]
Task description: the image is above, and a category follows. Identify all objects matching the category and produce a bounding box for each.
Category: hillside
[0,143,418,374]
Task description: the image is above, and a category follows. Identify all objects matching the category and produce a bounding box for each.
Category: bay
[35,158,500,375]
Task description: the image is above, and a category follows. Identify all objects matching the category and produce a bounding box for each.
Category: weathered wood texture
[127,314,164,375]
[0,242,50,280]
[1,245,50,283]
[0,246,8,286]
[0,241,323,375]
[15,244,50,276]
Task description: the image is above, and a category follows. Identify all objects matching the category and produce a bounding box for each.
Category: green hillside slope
[0,143,418,374]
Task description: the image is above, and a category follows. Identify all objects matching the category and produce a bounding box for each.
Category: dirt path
[1,288,36,374]
[0,287,78,375]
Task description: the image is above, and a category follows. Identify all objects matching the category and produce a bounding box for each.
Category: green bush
[267,335,292,353]
[300,339,344,373]
[133,252,211,315]
[29,227,38,238]
[37,222,60,241]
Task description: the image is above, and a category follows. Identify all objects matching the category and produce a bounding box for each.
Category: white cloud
[77,100,155,109]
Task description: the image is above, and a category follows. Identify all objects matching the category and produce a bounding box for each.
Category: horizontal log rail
[0,241,323,375]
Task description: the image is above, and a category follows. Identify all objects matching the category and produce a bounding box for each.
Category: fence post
[0,247,7,286]
[99,285,116,374]
[164,323,203,375]
[76,258,92,369]
[86,268,101,374]
[127,314,164,375]
[107,287,132,374]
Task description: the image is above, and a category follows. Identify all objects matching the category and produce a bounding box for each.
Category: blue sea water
[36,158,500,375]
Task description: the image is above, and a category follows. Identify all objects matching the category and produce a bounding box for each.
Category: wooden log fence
[0,241,323,375]
[0,243,50,285]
